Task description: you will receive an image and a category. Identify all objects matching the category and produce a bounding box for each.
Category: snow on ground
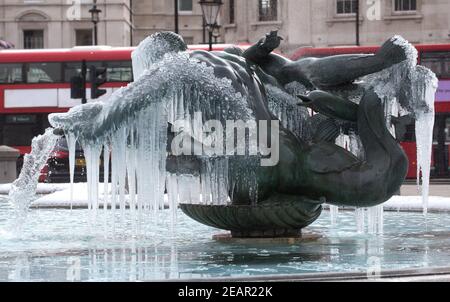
[0,183,69,195]
[29,183,170,209]
[1,183,449,211]
[384,195,450,212]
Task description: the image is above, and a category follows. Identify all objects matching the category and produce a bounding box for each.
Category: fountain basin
[2,195,450,281]
[180,201,322,238]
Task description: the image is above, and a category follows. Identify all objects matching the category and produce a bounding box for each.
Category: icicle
[103,143,110,232]
[413,67,438,216]
[126,126,137,235]
[355,208,365,233]
[82,142,102,224]
[416,112,435,216]
[367,205,384,235]
[166,173,179,233]
[65,132,77,211]
[110,127,127,225]
[266,84,312,141]
[330,205,339,225]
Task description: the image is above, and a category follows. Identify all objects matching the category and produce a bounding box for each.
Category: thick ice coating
[48,32,254,233]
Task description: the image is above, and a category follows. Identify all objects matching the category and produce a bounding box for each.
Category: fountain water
[8,129,59,222]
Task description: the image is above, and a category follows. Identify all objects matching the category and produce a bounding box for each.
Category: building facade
[0,0,132,49]
[221,0,450,54]
[132,0,211,45]
[0,0,449,52]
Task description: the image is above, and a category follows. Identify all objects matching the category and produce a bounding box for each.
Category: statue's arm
[283,36,409,88]
[243,30,290,67]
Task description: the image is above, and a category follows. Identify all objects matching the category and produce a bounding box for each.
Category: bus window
[421,51,450,78]
[0,63,24,84]
[63,61,103,82]
[0,114,42,146]
[106,60,133,82]
[27,62,62,83]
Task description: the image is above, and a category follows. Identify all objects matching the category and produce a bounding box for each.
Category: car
[39,137,110,183]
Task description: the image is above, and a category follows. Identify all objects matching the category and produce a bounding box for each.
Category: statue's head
[132,31,188,80]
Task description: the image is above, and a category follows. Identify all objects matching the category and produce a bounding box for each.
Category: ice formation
[8,129,59,219]
[412,67,437,216]
[320,35,437,230]
[266,84,312,141]
[361,36,438,215]
[46,35,253,234]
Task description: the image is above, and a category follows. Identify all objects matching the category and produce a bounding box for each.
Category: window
[23,30,43,49]
[259,0,277,21]
[26,62,62,83]
[178,0,193,12]
[183,36,194,45]
[229,0,235,23]
[63,61,103,82]
[394,0,417,12]
[336,0,358,14]
[0,114,43,146]
[421,52,450,79]
[106,61,133,82]
[75,29,93,46]
[0,64,24,84]
[63,62,83,82]
[63,61,133,83]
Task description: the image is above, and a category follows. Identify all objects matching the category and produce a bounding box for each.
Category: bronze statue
[171,31,411,237]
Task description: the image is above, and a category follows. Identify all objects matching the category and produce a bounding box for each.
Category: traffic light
[90,65,107,99]
[70,75,85,99]
[70,60,87,103]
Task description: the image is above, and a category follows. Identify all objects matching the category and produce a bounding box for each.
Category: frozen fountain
[0,31,445,281]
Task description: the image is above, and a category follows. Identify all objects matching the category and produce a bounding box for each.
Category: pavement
[163,266,450,282]
[0,182,448,212]
[400,183,450,197]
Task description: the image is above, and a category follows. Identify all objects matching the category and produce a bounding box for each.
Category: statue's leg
[287,37,408,88]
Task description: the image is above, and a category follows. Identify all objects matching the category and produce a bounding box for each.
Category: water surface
[1,196,449,281]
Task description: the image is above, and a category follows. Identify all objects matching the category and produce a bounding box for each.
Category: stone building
[0,0,132,49]
[221,0,450,53]
[132,0,209,45]
[0,0,449,52]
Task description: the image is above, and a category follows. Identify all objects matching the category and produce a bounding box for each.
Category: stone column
[0,146,20,184]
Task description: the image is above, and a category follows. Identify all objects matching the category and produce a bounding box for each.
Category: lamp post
[212,24,221,44]
[89,0,102,46]
[355,0,360,46]
[199,0,223,51]
[175,0,179,34]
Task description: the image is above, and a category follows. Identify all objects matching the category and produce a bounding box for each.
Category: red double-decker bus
[0,44,240,153]
[0,43,244,181]
[292,44,450,179]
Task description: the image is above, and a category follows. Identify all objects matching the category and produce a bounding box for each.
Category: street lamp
[89,0,102,46]
[355,0,360,46]
[212,24,221,44]
[199,0,223,51]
